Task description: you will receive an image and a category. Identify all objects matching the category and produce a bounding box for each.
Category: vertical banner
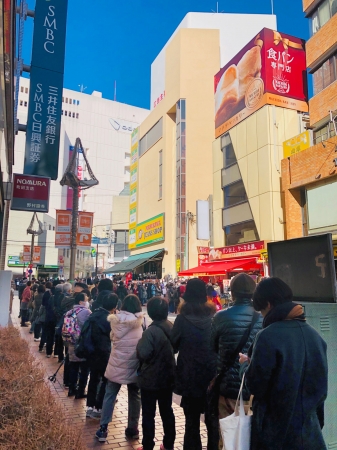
[129,128,139,249]
[77,212,94,249]
[23,245,31,262]
[23,0,68,180]
[55,210,72,248]
[33,246,41,264]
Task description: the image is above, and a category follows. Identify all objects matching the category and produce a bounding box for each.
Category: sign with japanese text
[135,214,165,248]
[129,128,139,249]
[197,247,210,255]
[198,254,210,265]
[55,210,72,248]
[215,28,308,138]
[77,212,94,249]
[283,130,313,158]
[23,0,68,180]
[33,246,41,264]
[209,241,265,261]
[23,245,31,262]
[11,174,50,212]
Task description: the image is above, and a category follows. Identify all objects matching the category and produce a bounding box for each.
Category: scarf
[263,301,306,328]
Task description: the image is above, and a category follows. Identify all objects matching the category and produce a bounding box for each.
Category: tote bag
[220,376,252,450]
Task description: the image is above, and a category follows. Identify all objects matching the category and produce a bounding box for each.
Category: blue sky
[22,0,309,110]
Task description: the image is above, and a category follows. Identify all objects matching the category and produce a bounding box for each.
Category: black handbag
[207,311,260,416]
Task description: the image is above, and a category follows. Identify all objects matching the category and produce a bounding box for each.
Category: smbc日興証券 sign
[135,214,165,248]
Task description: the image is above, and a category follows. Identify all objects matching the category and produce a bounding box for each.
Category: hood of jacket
[182,313,212,330]
[108,311,143,340]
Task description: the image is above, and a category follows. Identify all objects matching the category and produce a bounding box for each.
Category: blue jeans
[100,381,141,430]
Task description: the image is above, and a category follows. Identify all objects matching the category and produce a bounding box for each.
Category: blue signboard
[23,0,68,180]
[92,237,110,245]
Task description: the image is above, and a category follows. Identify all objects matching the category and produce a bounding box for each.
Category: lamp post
[60,138,98,281]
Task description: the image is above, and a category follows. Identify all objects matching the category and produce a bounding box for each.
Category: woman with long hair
[170,278,217,450]
[95,294,144,443]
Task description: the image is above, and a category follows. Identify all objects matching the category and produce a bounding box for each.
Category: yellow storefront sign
[135,214,165,248]
[176,259,181,272]
[283,130,312,159]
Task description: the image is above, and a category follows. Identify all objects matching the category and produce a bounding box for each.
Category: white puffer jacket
[104,310,144,385]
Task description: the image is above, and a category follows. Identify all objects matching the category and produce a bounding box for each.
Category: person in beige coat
[95,294,144,443]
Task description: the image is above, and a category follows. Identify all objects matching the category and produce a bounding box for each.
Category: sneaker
[95,426,108,442]
[34,338,41,342]
[63,384,69,389]
[68,388,76,397]
[90,408,102,419]
[125,428,139,440]
[75,390,87,399]
[86,407,93,418]
[53,355,58,358]
[46,355,51,358]
[38,349,43,353]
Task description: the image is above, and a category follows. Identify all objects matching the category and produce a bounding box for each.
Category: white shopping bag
[220,376,252,450]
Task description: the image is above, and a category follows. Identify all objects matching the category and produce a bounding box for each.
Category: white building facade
[6,78,149,276]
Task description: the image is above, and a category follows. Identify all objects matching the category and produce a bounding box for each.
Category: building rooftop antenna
[78,84,87,93]
[211,2,224,14]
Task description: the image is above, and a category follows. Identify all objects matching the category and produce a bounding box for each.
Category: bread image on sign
[215,45,262,128]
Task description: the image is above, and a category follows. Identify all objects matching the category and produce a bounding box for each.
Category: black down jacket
[210,298,262,400]
[86,307,111,372]
[242,320,327,450]
[170,313,217,398]
[136,319,175,391]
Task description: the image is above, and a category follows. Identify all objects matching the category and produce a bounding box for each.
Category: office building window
[61,110,63,115]
[63,249,66,257]
[20,86,24,93]
[224,180,247,208]
[221,133,237,168]
[309,0,337,35]
[69,99,72,104]
[76,113,79,119]
[313,123,336,144]
[65,98,68,103]
[67,249,69,258]
[24,101,27,107]
[159,150,163,200]
[25,87,28,94]
[65,111,67,116]
[225,220,259,246]
[20,100,23,106]
[62,97,64,102]
[72,112,75,118]
[312,52,337,95]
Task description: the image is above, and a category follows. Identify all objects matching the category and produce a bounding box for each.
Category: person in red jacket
[21,281,32,327]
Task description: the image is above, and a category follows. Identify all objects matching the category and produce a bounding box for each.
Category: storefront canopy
[178,257,260,277]
[104,249,164,274]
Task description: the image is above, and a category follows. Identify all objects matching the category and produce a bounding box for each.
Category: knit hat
[230,273,256,298]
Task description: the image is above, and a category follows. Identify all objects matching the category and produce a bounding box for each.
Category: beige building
[124,12,277,277]
[212,105,306,249]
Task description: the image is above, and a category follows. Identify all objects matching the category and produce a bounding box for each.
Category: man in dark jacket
[86,293,118,419]
[91,278,113,312]
[137,297,176,450]
[210,272,262,427]
[116,281,128,309]
[239,277,328,450]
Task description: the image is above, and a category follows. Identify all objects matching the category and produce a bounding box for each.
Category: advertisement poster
[209,241,265,261]
[215,28,308,138]
[283,130,312,158]
[129,128,139,249]
[76,212,94,249]
[55,210,72,248]
[135,214,165,248]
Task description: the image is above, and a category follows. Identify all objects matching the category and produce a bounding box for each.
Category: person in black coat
[170,278,217,450]
[210,273,262,434]
[137,297,176,450]
[116,281,128,309]
[86,293,118,418]
[239,277,328,450]
[91,278,113,312]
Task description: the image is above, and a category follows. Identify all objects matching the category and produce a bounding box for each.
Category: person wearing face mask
[64,292,92,398]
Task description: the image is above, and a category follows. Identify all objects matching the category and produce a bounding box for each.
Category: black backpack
[74,320,95,359]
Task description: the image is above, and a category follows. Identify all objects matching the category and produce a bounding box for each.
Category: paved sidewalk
[11,295,208,449]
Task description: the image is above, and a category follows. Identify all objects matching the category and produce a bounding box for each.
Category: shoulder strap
[219,310,260,377]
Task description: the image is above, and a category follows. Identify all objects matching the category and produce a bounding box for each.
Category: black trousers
[20,308,29,325]
[63,351,70,386]
[87,366,107,409]
[181,396,219,450]
[141,388,175,450]
[54,333,64,361]
[69,360,89,392]
[44,321,56,356]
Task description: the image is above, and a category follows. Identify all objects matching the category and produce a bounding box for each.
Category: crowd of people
[14,273,328,450]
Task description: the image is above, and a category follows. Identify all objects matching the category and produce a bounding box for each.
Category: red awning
[178,257,260,276]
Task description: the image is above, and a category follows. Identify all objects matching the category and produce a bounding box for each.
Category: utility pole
[95,243,98,276]
[60,138,98,281]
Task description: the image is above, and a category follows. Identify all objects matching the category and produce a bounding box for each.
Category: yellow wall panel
[246,113,258,155]
[248,195,261,239]
[213,208,225,248]
[259,192,274,241]
[247,151,259,198]
[235,121,247,160]
[256,106,270,150]
[257,145,271,195]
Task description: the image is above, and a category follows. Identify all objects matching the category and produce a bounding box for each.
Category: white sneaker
[34,338,41,342]
[90,408,102,419]
[86,407,93,418]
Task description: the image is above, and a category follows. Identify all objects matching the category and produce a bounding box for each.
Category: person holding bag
[239,278,328,450]
[210,273,262,448]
